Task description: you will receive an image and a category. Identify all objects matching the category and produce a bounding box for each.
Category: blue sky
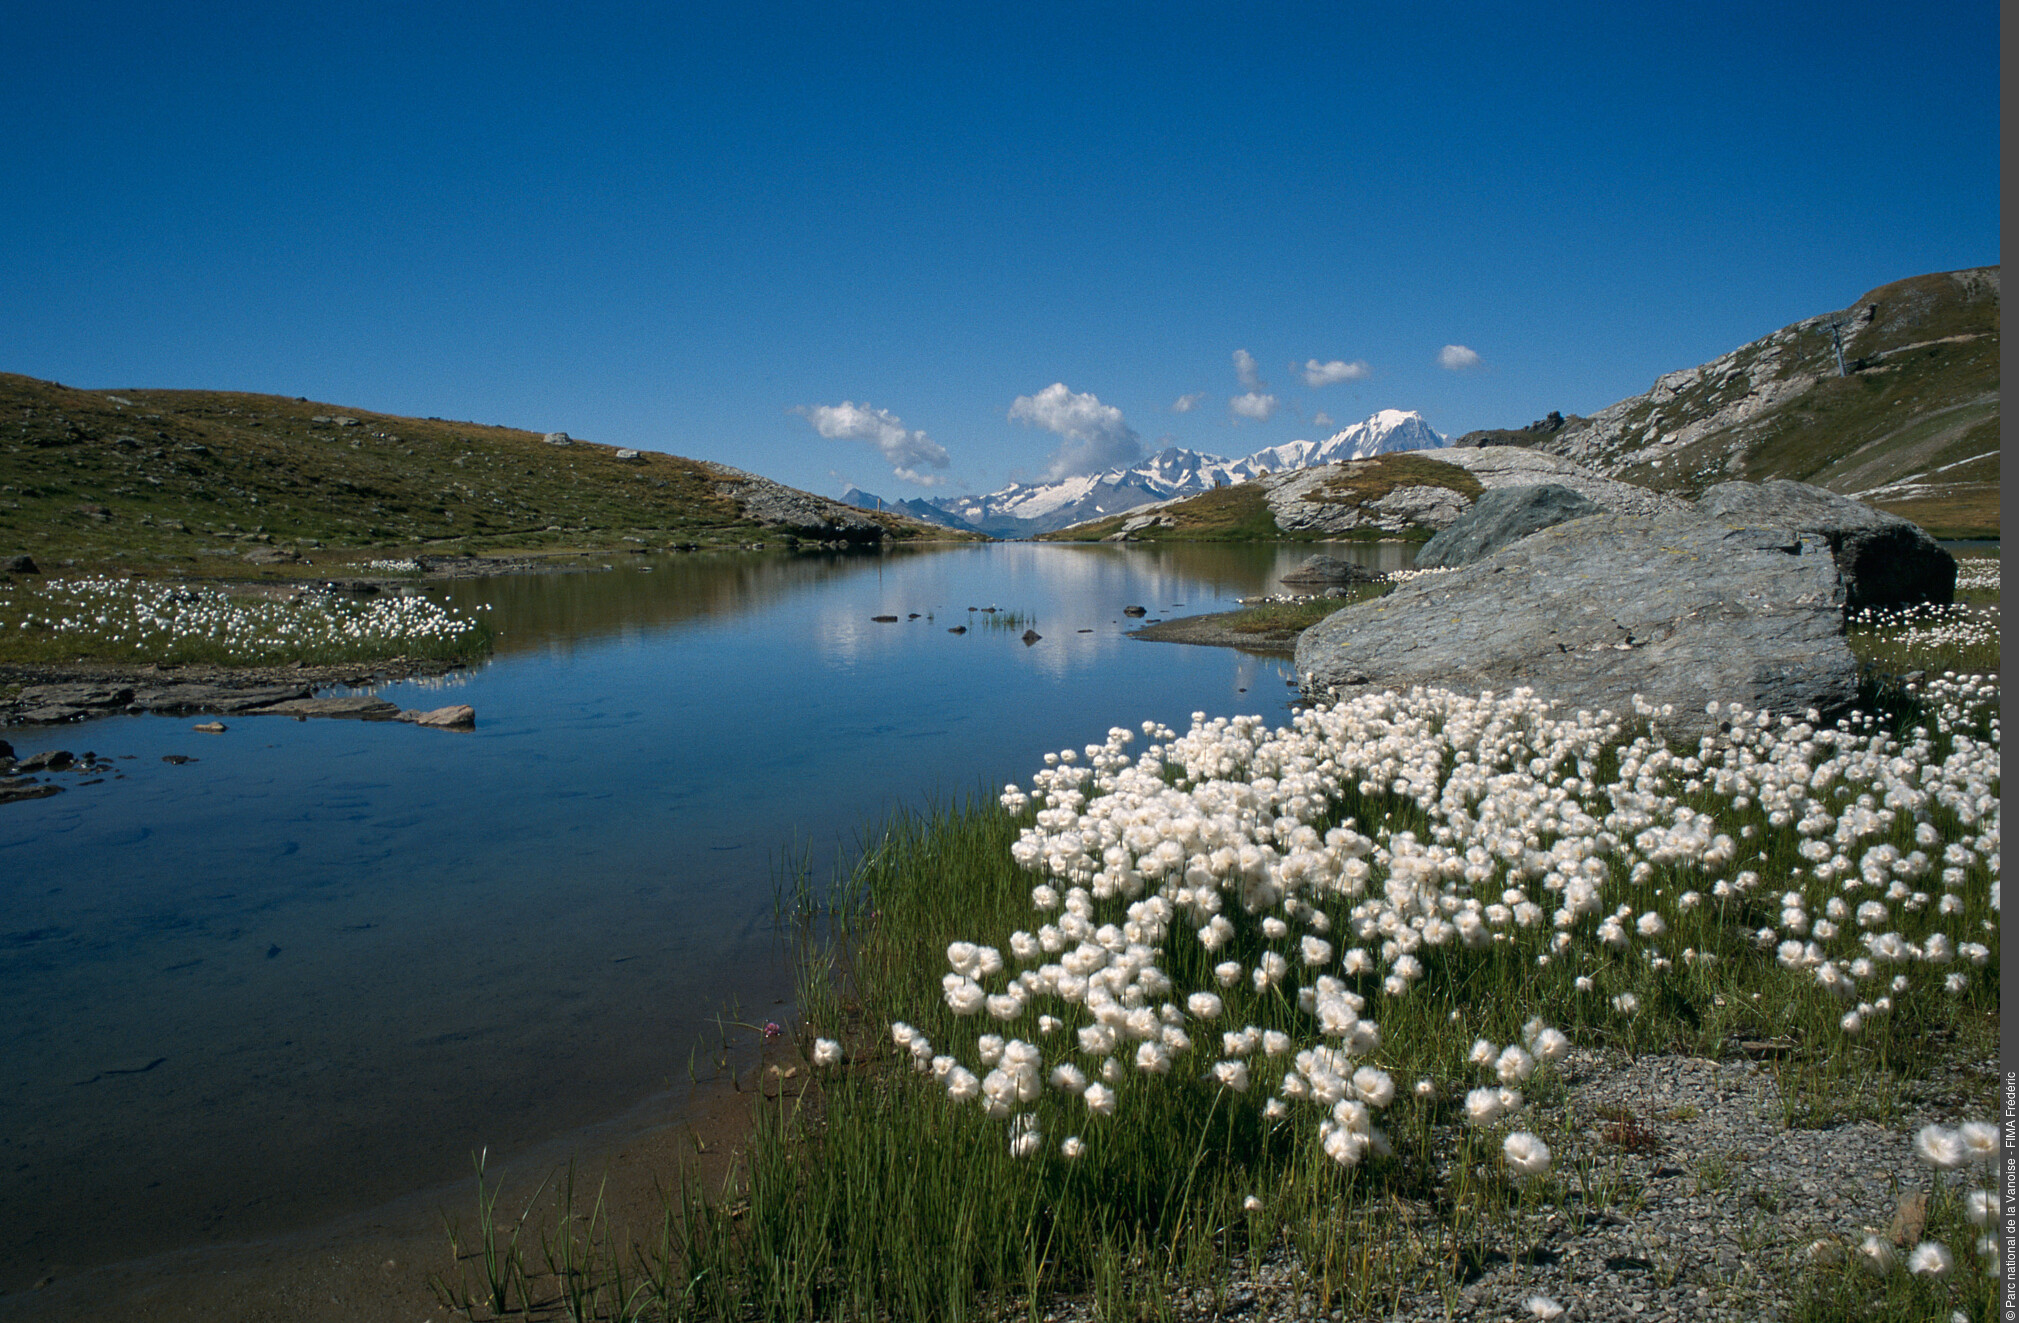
[3,2,1999,500]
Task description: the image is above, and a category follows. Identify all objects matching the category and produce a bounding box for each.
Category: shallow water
[0,539,1414,1285]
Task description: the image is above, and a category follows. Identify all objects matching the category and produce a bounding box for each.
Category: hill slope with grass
[1512,266,1999,537]
[0,373,971,570]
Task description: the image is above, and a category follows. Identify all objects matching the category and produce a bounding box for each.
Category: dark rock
[0,784,62,804]
[0,740,11,759]
[871,615,900,623]
[12,684,135,716]
[161,754,196,765]
[192,722,227,733]
[948,625,967,634]
[1123,605,1148,617]
[249,696,402,720]
[1279,555,1383,587]
[5,555,39,573]
[1295,511,1856,738]
[135,683,312,714]
[1021,629,1042,646]
[1414,484,1604,568]
[242,546,301,565]
[17,750,75,772]
[1696,480,1955,608]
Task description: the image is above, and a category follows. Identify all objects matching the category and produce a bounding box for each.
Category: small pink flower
[763,1021,783,1040]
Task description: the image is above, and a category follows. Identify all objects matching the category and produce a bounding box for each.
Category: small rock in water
[871,615,899,623]
[408,704,476,729]
[1122,605,1147,617]
[948,625,967,634]
[16,750,74,772]
[192,722,227,734]
[162,754,196,765]
[1021,629,1042,646]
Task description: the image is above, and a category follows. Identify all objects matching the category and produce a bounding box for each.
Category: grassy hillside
[1530,267,1999,538]
[1041,453,1480,543]
[0,373,965,572]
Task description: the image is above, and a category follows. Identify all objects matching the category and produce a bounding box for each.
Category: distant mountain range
[842,408,1448,537]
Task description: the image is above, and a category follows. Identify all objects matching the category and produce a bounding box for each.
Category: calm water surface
[0,540,1416,1284]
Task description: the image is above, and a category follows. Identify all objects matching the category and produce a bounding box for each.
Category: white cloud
[1171,391,1208,413]
[1232,348,1266,390]
[796,400,951,486]
[1229,391,1279,422]
[1438,344,1482,371]
[1008,382,1143,479]
[1312,411,1334,428]
[1301,358,1372,387]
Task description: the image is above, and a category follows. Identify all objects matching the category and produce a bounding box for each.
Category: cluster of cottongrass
[779,659,1997,1316]
[0,576,490,666]
[819,671,1996,1168]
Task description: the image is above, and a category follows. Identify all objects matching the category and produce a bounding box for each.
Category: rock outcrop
[1279,555,1384,587]
[701,463,889,543]
[1295,511,1857,737]
[1695,480,1955,608]
[1414,484,1603,568]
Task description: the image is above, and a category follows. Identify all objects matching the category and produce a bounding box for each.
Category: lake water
[0,539,1417,1287]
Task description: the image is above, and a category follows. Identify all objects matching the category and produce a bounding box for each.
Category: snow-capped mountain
[837,485,979,531]
[914,409,1447,536]
[1239,408,1448,470]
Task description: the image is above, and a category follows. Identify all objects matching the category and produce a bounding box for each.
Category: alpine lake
[0,539,1420,1291]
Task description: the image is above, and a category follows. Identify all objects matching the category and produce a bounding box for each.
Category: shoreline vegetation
[419,565,1996,1322]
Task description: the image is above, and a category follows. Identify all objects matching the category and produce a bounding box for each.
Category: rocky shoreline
[0,656,472,727]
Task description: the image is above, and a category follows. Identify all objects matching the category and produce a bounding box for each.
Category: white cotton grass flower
[1957,1120,1998,1166]
[1965,1188,1997,1227]
[1242,1194,1264,1213]
[1612,993,1639,1015]
[811,1037,843,1067]
[1083,1082,1117,1115]
[1212,1059,1251,1092]
[1059,1135,1085,1159]
[1906,1240,1952,1276]
[1856,1234,1895,1272]
[1502,1131,1552,1179]
[1914,1124,1967,1170]
[1524,1294,1566,1320]
[1186,991,1224,1021]
[1464,1087,1504,1126]
[1008,1114,1042,1159]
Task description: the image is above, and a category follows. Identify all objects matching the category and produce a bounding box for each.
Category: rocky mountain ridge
[1503,266,1999,537]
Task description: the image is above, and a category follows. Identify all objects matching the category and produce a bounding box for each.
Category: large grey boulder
[1414,484,1603,568]
[1295,511,1857,737]
[1695,480,1953,609]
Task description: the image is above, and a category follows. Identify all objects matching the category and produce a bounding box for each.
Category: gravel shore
[1023,1048,1996,1323]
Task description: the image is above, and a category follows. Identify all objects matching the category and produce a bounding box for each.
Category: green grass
[0,372,970,574]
